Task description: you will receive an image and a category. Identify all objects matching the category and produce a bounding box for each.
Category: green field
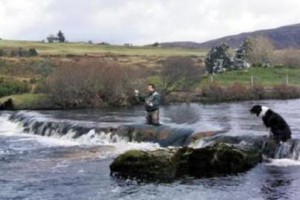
[201,66,300,87]
[0,40,206,57]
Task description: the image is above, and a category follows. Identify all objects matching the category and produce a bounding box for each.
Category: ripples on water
[1,99,300,200]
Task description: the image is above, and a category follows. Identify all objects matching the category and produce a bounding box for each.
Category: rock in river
[110,142,262,182]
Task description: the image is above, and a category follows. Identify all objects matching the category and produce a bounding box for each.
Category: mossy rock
[110,142,262,182]
[0,98,14,110]
[110,149,178,182]
[188,143,262,178]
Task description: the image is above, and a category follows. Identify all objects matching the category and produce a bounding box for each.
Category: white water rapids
[1,99,300,200]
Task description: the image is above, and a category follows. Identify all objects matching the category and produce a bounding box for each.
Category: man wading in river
[135,84,161,126]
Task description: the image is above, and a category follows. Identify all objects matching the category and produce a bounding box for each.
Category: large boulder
[110,142,262,182]
[110,148,178,182]
[186,143,261,178]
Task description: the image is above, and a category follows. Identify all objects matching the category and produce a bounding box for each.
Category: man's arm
[134,90,145,102]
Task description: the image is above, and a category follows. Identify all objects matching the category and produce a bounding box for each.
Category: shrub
[202,82,270,102]
[161,56,202,94]
[28,48,38,56]
[0,78,30,97]
[272,84,300,99]
[201,82,225,102]
[225,83,250,101]
[32,78,49,93]
[272,49,300,68]
[249,84,266,100]
[0,48,38,57]
[0,49,4,57]
[47,61,140,108]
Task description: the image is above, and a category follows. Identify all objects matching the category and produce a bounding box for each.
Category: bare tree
[272,49,300,68]
[161,56,202,94]
[247,36,275,66]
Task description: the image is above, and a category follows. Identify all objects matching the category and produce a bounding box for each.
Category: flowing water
[1,99,300,200]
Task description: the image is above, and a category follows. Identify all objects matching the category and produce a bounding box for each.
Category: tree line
[47,30,66,43]
[205,36,300,74]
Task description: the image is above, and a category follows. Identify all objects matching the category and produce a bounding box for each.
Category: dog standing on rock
[250,105,292,143]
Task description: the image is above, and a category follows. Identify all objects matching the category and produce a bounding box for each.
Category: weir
[6,111,226,147]
[4,111,300,160]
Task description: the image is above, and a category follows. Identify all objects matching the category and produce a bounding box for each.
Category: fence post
[285,75,289,85]
[250,76,254,87]
[210,75,214,83]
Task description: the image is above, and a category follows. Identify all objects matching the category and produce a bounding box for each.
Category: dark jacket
[137,91,161,112]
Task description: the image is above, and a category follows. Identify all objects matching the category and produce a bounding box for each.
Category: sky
[0,0,300,45]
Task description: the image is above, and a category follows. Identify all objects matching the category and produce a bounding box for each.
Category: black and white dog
[250,105,292,143]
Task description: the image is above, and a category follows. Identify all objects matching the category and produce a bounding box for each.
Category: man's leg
[146,112,152,124]
[150,110,160,125]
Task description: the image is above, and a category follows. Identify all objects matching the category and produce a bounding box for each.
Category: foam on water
[265,159,300,166]
[0,115,79,147]
[0,113,161,158]
[28,133,80,147]
[0,113,21,136]
[265,158,300,167]
[2,100,300,200]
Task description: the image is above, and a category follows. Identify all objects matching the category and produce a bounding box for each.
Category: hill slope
[160,23,300,49]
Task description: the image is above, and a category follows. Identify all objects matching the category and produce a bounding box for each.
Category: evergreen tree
[57,30,66,43]
[237,38,252,61]
[232,38,252,70]
[205,43,232,74]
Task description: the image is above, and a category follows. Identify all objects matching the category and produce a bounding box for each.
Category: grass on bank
[0,40,207,57]
[0,93,52,110]
[201,66,300,87]
[148,66,300,90]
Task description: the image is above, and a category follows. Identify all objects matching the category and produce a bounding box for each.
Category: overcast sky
[0,0,299,45]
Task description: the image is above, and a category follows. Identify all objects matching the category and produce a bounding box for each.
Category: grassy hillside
[1,39,300,108]
[0,40,206,57]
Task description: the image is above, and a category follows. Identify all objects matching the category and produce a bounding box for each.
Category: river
[1,99,300,200]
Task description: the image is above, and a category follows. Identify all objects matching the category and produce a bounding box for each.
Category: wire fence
[207,73,300,87]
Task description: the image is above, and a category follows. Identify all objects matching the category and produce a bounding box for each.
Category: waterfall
[197,134,300,161]
[274,140,300,160]
[3,111,195,147]
[6,111,124,145]
[4,111,300,160]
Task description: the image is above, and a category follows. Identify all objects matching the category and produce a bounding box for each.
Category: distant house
[98,42,110,46]
[47,35,59,43]
[152,42,161,47]
[124,43,133,47]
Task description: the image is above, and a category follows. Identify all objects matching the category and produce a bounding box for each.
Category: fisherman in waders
[134,84,161,126]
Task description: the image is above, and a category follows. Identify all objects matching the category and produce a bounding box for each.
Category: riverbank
[1,40,300,110]
[1,84,300,110]
[166,84,300,103]
[0,94,57,110]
